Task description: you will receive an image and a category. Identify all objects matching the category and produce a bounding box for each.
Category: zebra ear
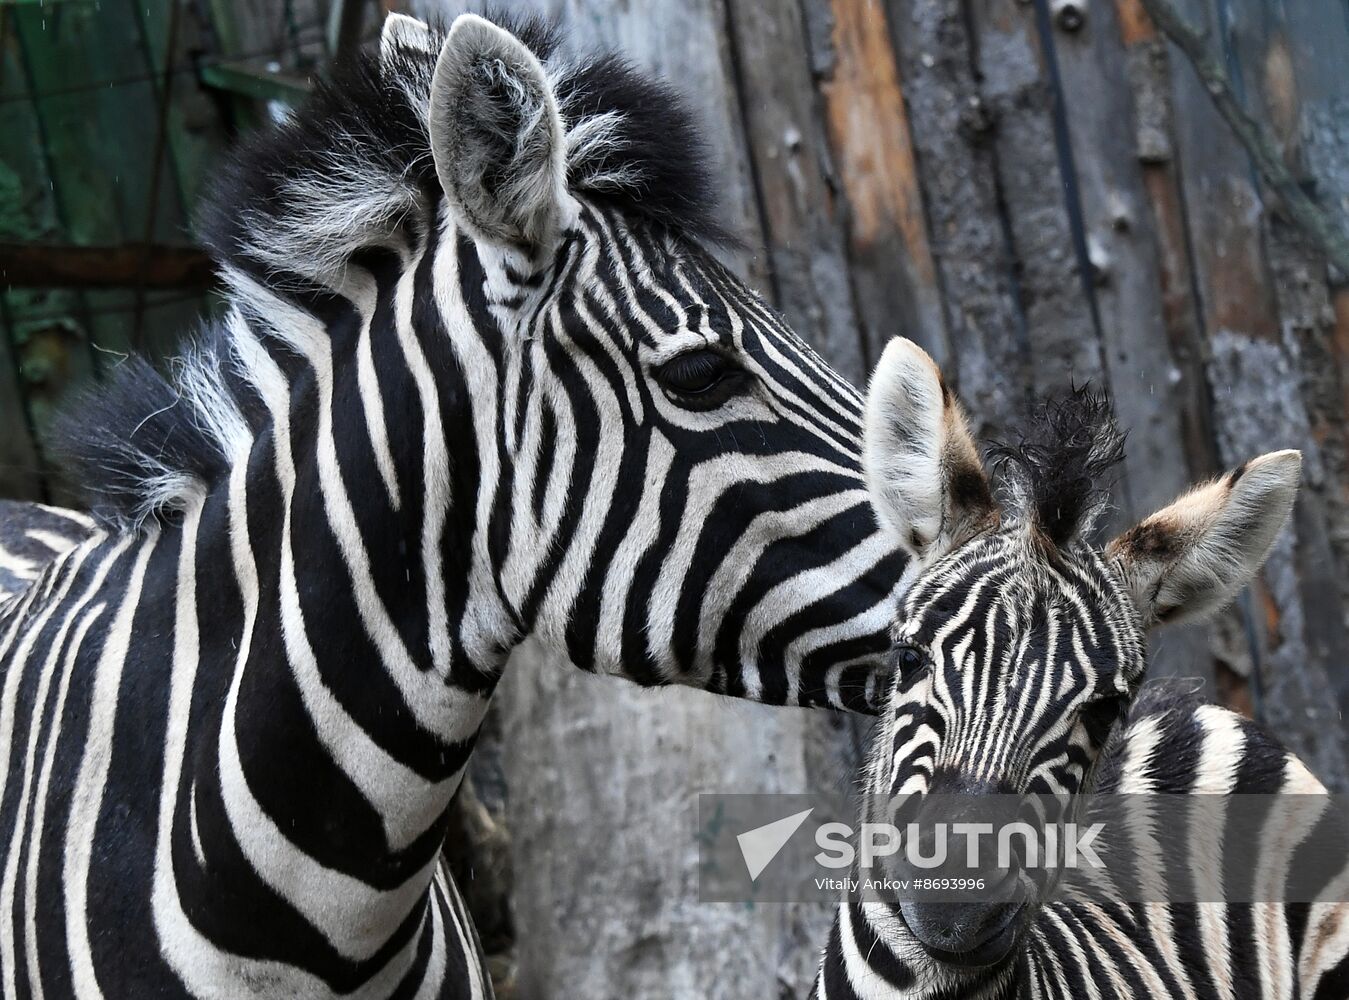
[380,12,435,67]
[864,338,997,560]
[429,14,576,249]
[1106,450,1301,626]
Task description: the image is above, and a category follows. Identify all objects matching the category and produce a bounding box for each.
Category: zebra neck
[221,248,520,679]
[172,256,511,972]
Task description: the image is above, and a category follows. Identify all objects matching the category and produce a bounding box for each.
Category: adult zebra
[812,339,1349,999]
[0,11,907,999]
[0,503,93,607]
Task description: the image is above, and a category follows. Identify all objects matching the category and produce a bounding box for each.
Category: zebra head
[177,11,904,712]
[859,338,1300,969]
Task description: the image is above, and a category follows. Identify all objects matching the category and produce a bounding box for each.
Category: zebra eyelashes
[652,348,751,410]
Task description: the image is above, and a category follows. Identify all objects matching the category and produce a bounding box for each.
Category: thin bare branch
[1138,0,1349,276]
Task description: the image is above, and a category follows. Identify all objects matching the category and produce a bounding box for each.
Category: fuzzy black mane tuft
[990,385,1126,546]
[50,354,229,528]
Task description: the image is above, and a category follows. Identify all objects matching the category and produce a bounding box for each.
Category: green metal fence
[0,0,338,502]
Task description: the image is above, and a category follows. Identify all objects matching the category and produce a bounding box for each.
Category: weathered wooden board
[964,0,1106,398]
[1164,0,1348,783]
[878,0,1027,439]
[724,0,871,384]
[810,0,948,372]
[1227,0,1349,742]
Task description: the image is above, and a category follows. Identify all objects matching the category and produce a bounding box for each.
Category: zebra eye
[653,349,747,408]
[892,643,930,676]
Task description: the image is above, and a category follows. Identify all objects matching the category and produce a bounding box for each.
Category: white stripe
[64,532,160,1000]
[351,270,404,512]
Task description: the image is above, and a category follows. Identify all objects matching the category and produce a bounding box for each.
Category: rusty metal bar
[0,243,215,290]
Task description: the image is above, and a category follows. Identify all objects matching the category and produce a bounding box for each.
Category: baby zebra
[812,338,1349,999]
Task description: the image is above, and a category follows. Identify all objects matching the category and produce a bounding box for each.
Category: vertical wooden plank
[808,0,949,372]
[963,0,1106,396]
[1218,0,1349,781]
[1163,0,1349,785]
[1042,2,1197,520]
[1114,2,1218,479]
[721,0,870,385]
[880,0,1028,438]
[1336,288,1349,428]
[1259,0,1349,680]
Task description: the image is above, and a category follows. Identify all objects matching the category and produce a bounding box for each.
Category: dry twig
[1138,0,1349,276]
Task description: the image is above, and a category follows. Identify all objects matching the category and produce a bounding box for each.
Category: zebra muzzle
[898,894,1025,969]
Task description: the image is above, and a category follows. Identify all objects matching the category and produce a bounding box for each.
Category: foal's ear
[429,14,575,249]
[1106,450,1301,626]
[864,338,997,560]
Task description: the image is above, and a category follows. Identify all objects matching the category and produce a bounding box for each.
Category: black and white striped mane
[54,12,723,532]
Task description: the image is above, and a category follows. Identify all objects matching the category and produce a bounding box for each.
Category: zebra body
[0,503,94,607]
[813,339,1349,1000]
[0,12,903,998]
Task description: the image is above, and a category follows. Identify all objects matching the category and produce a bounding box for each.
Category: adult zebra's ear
[429,14,576,249]
[863,338,997,561]
[1106,450,1301,626]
